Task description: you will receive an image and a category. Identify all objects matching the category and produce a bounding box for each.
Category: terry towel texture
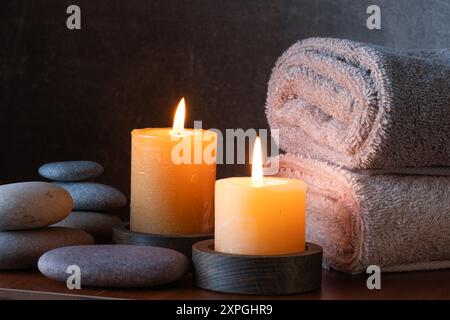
[278,155,450,274]
[266,37,450,171]
[267,38,450,273]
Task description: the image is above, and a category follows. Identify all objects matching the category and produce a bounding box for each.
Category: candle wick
[171,130,184,138]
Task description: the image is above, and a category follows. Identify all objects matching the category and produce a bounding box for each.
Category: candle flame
[252,137,264,186]
[172,98,186,136]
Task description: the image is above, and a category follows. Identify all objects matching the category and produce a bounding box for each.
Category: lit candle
[215,137,306,255]
[130,98,217,235]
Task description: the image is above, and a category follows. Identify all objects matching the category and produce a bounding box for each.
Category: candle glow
[172,98,186,136]
[252,137,264,186]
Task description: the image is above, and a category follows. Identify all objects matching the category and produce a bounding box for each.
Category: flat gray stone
[54,182,127,211]
[38,245,190,288]
[0,182,73,231]
[53,211,122,243]
[0,227,94,270]
[39,161,104,182]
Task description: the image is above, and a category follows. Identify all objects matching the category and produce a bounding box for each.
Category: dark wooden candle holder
[112,222,213,259]
[192,239,322,295]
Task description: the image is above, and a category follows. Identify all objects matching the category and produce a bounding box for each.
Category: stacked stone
[0,182,94,270]
[36,162,192,288]
[39,161,126,243]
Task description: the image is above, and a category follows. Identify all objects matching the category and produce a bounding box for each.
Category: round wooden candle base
[112,222,213,259]
[192,239,322,295]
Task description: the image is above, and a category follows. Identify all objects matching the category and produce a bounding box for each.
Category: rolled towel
[267,37,450,171]
[278,154,450,274]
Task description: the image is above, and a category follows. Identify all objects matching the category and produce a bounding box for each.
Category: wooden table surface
[1,269,450,300]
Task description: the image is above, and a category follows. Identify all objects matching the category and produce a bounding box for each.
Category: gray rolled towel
[278,154,450,274]
[266,37,450,171]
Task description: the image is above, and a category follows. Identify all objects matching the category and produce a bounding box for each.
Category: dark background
[1,0,450,198]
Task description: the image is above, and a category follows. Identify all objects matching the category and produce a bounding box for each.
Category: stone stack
[0,182,94,269]
[39,161,126,243]
[35,162,192,288]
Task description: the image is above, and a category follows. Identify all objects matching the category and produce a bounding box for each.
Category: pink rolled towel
[266,37,450,172]
[278,155,450,274]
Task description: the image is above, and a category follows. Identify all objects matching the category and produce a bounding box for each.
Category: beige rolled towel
[278,154,450,274]
[267,37,450,172]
